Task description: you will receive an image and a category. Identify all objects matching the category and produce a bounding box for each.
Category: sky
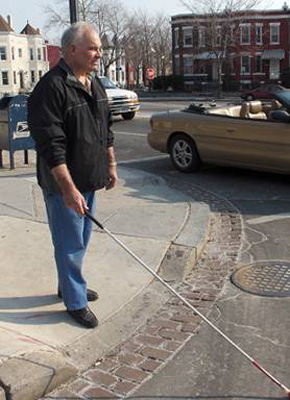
[1,0,284,41]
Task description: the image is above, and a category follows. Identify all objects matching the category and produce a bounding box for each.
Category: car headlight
[128,92,138,100]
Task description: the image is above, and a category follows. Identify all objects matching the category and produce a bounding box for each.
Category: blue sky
[2,0,283,40]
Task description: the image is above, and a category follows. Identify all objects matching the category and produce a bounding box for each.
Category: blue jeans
[43,191,96,310]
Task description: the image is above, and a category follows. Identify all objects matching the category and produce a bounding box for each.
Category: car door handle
[226,128,235,133]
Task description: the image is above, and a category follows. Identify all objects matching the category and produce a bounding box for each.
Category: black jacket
[28,59,114,194]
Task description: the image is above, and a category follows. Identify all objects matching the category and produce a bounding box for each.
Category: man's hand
[106,164,117,190]
[51,164,88,215]
[63,187,88,215]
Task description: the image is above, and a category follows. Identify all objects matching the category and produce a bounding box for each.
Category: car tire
[245,95,254,101]
[122,112,135,120]
[169,134,201,173]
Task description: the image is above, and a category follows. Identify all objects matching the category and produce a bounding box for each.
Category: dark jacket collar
[58,58,79,84]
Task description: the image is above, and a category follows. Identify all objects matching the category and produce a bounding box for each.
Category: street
[111,100,290,399]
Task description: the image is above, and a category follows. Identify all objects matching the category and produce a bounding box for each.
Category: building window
[174,29,179,48]
[270,24,280,44]
[11,47,14,60]
[183,55,193,75]
[31,70,35,83]
[2,71,9,85]
[217,26,222,46]
[240,24,251,45]
[174,55,180,74]
[255,55,262,73]
[0,47,7,60]
[229,56,235,73]
[255,24,263,45]
[241,55,250,74]
[13,71,16,84]
[18,48,22,58]
[39,70,43,79]
[230,26,235,43]
[30,48,34,60]
[37,48,41,60]
[183,28,193,47]
[199,27,206,47]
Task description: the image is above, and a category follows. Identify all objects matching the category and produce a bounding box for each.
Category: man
[28,22,117,328]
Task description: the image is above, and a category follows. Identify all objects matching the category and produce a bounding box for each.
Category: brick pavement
[43,184,243,400]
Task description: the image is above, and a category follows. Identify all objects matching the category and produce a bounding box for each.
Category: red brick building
[171,7,290,89]
[46,43,61,69]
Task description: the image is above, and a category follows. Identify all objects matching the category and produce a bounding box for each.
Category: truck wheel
[122,112,135,120]
[169,134,201,173]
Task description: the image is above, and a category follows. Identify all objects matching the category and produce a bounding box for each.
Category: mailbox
[0,95,35,169]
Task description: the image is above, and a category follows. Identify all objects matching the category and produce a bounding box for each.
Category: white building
[0,15,49,97]
[100,33,127,87]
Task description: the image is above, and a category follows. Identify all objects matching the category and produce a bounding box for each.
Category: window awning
[193,51,224,60]
[261,49,285,60]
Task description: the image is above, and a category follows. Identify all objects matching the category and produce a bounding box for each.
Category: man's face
[70,29,101,73]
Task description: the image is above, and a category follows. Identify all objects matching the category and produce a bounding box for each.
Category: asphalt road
[111,101,290,399]
[115,100,290,267]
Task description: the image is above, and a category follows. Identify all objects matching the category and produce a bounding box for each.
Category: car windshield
[99,77,117,89]
[275,90,290,110]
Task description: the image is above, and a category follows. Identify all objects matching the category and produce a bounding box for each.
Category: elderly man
[28,22,117,328]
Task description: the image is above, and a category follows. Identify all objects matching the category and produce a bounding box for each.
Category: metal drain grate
[231,261,290,297]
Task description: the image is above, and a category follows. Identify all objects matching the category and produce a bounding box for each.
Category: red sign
[146,67,155,80]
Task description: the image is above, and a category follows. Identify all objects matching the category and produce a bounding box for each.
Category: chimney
[7,15,13,29]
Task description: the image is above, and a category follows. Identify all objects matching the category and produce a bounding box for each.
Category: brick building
[171,7,290,89]
[46,43,61,69]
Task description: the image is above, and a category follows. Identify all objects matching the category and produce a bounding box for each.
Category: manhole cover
[231,261,290,297]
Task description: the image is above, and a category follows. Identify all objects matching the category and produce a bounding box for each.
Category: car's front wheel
[169,134,201,173]
[122,112,135,120]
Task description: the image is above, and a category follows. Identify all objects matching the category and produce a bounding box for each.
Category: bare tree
[98,0,136,79]
[152,15,172,76]
[126,10,172,86]
[43,0,137,80]
[43,0,173,86]
[179,0,261,93]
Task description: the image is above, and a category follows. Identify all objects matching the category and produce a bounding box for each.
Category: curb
[0,351,77,400]
[48,186,244,399]
[0,177,211,400]
[0,387,5,400]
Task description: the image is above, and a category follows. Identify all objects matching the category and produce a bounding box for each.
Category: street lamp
[69,0,79,24]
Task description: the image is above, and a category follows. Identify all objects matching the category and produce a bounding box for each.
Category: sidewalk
[0,154,211,400]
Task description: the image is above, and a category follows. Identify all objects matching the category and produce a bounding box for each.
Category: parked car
[99,76,140,120]
[148,89,290,174]
[241,84,284,101]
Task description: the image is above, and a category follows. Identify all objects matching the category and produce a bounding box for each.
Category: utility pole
[69,0,79,24]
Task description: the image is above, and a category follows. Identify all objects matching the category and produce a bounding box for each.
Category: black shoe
[58,288,99,302]
[67,306,98,328]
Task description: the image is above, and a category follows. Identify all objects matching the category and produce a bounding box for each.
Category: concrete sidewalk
[0,160,211,400]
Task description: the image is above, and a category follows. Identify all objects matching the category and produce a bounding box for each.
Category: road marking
[119,155,168,164]
[114,131,146,137]
[247,213,290,225]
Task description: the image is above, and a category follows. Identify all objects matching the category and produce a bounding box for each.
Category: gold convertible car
[148,90,290,174]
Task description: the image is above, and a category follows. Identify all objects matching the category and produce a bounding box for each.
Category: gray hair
[61,22,98,54]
